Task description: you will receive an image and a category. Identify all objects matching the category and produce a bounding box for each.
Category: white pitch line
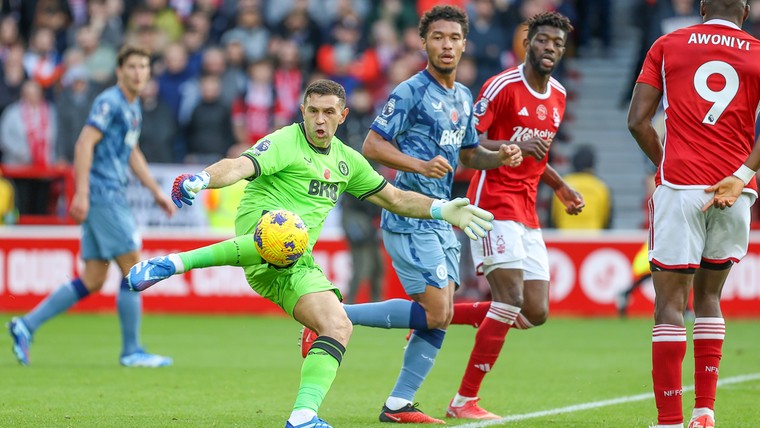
[455,373,760,427]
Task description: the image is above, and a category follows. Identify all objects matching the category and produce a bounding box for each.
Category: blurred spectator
[364,0,418,35]
[368,20,402,74]
[138,79,176,163]
[157,42,193,123]
[0,80,57,165]
[417,0,467,16]
[221,6,270,63]
[183,74,234,164]
[74,25,117,85]
[621,0,700,106]
[23,27,63,92]
[549,145,612,229]
[145,0,183,42]
[221,37,248,95]
[335,86,384,303]
[265,0,370,30]
[83,0,124,48]
[55,65,97,164]
[455,54,479,94]
[273,8,322,71]
[180,14,209,75]
[467,0,511,90]
[179,46,240,123]
[0,80,57,214]
[575,0,612,57]
[0,44,26,116]
[0,15,20,61]
[1,0,37,41]
[33,0,72,53]
[272,39,304,127]
[316,14,380,94]
[746,0,760,38]
[192,0,231,44]
[232,59,275,150]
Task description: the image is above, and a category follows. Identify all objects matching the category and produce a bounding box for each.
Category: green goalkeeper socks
[178,235,262,270]
[294,336,346,412]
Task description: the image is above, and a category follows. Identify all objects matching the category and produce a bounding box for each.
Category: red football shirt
[466,64,566,228]
[637,20,760,194]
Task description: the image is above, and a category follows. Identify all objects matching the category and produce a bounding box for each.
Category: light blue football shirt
[370,69,479,233]
[85,85,141,199]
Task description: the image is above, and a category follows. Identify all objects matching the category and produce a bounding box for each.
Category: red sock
[652,324,687,425]
[693,317,725,410]
[451,301,491,327]
[457,303,519,397]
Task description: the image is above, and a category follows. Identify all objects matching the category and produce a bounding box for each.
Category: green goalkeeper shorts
[243,254,342,317]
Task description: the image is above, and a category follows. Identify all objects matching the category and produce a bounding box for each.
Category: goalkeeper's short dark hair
[304,79,346,107]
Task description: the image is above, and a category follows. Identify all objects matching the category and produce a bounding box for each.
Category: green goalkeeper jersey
[236,122,387,252]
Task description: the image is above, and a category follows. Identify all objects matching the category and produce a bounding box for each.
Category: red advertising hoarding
[1,228,759,317]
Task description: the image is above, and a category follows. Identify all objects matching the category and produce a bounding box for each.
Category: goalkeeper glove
[430,197,494,240]
[171,171,210,208]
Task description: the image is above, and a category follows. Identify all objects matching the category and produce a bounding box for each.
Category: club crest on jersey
[382,99,395,116]
[496,235,506,254]
[450,109,459,124]
[436,264,447,280]
[338,161,349,176]
[474,98,488,116]
[553,107,561,127]
[536,105,548,121]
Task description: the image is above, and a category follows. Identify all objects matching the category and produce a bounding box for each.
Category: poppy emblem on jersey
[324,169,331,180]
[338,161,349,176]
[382,99,395,116]
[553,108,561,127]
[474,98,488,116]
[536,105,548,121]
[450,109,459,124]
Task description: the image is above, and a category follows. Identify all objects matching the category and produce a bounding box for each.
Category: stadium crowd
[0,0,586,215]
[0,0,759,223]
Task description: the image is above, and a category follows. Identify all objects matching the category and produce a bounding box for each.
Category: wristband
[430,199,444,220]
[198,171,211,188]
[732,164,756,185]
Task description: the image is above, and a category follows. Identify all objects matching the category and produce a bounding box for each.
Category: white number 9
[693,60,739,125]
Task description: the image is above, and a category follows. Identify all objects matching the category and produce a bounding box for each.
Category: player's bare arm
[362,129,453,178]
[703,133,760,212]
[365,184,436,219]
[542,164,584,215]
[628,82,663,167]
[69,125,102,223]
[171,156,256,208]
[459,144,522,169]
[129,146,176,217]
[203,156,257,188]
[365,183,494,240]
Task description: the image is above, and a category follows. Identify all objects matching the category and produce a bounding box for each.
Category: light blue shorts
[81,203,140,260]
[382,228,461,295]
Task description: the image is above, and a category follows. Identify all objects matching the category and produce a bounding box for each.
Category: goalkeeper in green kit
[127,79,515,428]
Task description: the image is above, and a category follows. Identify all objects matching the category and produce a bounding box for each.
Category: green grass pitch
[2,314,759,427]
